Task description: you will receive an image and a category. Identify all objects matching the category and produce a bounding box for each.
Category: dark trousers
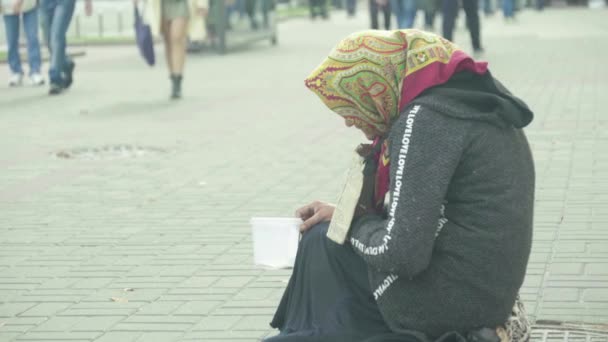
[310,0,328,18]
[346,0,357,15]
[442,0,481,50]
[370,0,391,29]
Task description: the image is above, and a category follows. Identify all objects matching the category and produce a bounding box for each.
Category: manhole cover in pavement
[53,145,167,160]
[532,321,608,342]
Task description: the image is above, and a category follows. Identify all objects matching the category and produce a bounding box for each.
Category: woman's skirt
[264,222,531,342]
[265,222,429,342]
[161,0,190,20]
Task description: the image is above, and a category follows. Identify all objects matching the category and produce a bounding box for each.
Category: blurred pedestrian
[345,0,356,16]
[481,0,495,15]
[370,0,391,29]
[391,0,417,28]
[139,0,208,99]
[40,0,92,95]
[442,0,484,54]
[1,0,44,87]
[420,0,439,30]
[503,0,515,20]
[535,0,544,10]
[310,0,328,19]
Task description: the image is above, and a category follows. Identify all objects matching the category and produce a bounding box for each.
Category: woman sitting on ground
[265,29,535,342]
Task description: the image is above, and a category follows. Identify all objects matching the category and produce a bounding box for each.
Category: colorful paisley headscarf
[305,29,488,210]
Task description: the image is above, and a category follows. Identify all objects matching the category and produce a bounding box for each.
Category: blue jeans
[40,0,76,85]
[503,0,515,17]
[391,0,417,29]
[3,8,42,75]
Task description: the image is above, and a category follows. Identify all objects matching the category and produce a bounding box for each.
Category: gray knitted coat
[349,71,535,338]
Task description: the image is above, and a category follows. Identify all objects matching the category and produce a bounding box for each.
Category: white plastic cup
[250,217,302,269]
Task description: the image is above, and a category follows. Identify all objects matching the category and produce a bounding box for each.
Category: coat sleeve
[349,104,469,279]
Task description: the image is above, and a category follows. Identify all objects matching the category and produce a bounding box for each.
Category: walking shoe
[8,73,23,87]
[49,83,65,95]
[28,73,45,86]
[170,74,182,100]
[63,61,75,88]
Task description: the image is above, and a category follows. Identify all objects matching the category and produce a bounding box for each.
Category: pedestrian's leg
[246,0,258,29]
[369,0,379,29]
[22,8,43,78]
[536,0,544,10]
[383,4,391,29]
[463,0,482,51]
[424,9,435,29]
[57,0,76,88]
[441,0,457,41]
[39,0,53,48]
[482,0,489,14]
[3,14,23,82]
[309,0,318,18]
[161,20,172,73]
[403,0,417,28]
[262,0,270,27]
[47,0,75,91]
[346,0,356,16]
[503,0,514,18]
[320,0,329,19]
[390,0,400,27]
[169,16,188,99]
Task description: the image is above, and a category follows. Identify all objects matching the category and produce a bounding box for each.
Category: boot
[170,74,182,99]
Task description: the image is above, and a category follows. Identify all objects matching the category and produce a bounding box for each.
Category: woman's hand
[196,7,208,17]
[12,0,24,14]
[84,0,93,16]
[295,201,335,232]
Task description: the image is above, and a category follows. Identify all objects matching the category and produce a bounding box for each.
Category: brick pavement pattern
[0,7,607,342]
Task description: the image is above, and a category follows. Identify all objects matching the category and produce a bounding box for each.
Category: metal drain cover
[532,321,608,342]
[54,145,167,160]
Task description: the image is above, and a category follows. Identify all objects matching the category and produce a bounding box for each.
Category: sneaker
[29,73,45,86]
[8,73,23,87]
[49,83,65,95]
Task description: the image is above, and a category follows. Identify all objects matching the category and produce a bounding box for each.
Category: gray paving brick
[20,302,73,317]
[187,330,267,339]
[176,276,219,288]
[586,264,608,275]
[549,262,585,275]
[193,315,242,331]
[71,278,115,289]
[30,316,78,332]
[212,277,254,288]
[72,317,125,332]
[541,288,581,302]
[173,301,222,316]
[583,288,608,302]
[134,301,184,316]
[0,303,36,318]
[0,333,21,341]
[111,322,192,332]
[15,331,100,340]
[232,315,275,331]
[121,315,199,325]
[93,332,141,342]
[134,332,183,342]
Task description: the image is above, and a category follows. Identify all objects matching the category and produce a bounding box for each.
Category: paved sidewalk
[1,7,608,342]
